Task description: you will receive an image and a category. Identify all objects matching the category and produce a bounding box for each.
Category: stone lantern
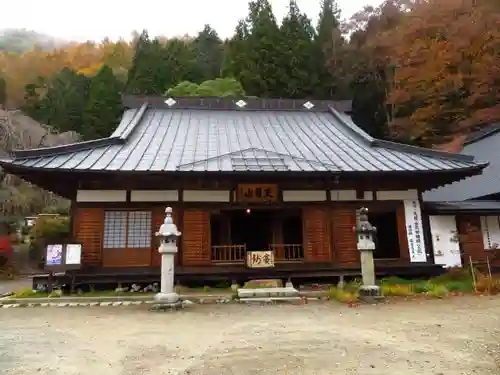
[153,207,182,308]
[353,207,383,302]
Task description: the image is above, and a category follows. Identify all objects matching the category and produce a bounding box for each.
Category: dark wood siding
[331,207,358,265]
[396,203,410,261]
[73,207,104,266]
[302,207,332,262]
[456,215,496,265]
[182,209,211,266]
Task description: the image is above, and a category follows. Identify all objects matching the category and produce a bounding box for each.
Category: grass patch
[174,285,233,294]
[12,288,156,298]
[11,284,233,299]
[328,287,359,303]
[379,268,474,298]
[327,268,476,302]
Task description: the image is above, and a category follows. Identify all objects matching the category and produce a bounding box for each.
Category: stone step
[237,287,299,299]
[238,296,303,304]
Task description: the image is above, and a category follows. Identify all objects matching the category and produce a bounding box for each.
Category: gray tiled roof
[424,125,500,201]
[0,98,487,173]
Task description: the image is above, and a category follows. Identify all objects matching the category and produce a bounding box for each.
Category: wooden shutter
[303,207,332,262]
[331,208,358,265]
[151,207,179,267]
[182,209,211,266]
[73,207,104,266]
[396,204,410,260]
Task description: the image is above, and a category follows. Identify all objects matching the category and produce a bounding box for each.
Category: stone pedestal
[151,207,183,311]
[358,249,383,303]
[360,249,376,286]
[153,243,180,306]
[354,207,385,303]
[359,285,384,303]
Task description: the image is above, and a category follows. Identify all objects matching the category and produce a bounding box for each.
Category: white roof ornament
[164,98,177,107]
[236,99,247,108]
[303,101,315,110]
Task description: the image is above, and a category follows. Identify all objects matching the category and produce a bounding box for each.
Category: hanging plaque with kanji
[237,184,278,203]
[246,250,275,268]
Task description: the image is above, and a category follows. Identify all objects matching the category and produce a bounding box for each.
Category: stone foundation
[358,285,385,303]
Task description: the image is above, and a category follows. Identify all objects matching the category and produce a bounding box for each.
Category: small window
[103,211,152,249]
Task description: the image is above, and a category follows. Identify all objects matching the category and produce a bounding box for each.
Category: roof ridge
[123,95,352,113]
[372,139,478,163]
[327,107,374,144]
[326,106,478,163]
[12,103,148,159]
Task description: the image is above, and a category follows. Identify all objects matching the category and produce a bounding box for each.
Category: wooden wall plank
[73,207,104,266]
[396,204,410,261]
[302,207,332,262]
[457,215,494,265]
[331,208,358,265]
[182,209,211,266]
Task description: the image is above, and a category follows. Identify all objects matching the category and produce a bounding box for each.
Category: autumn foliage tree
[374,0,500,146]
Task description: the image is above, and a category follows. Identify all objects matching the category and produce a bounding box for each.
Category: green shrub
[29,216,70,264]
[432,268,472,283]
[443,280,473,293]
[328,287,359,303]
[14,287,38,298]
[414,282,432,293]
[381,283,415,296]
[344,278,362,292]
[380,276,418,285]
[426,284,449,298]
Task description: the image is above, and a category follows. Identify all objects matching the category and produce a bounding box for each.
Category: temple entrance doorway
[210,208,304,263]
[230,209,273,251]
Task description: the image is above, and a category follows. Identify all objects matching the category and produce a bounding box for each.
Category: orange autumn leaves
[374,0,500,146]
[0,40,133,108]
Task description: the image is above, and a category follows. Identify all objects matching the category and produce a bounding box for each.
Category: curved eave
[10,103,148,160]
[0,159,488,176]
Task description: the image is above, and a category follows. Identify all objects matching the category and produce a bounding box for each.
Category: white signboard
[246,250,275,268]
[480,216,500,249]
[65,244,82,265]
[429,215,462,268]
[46,244,63,265]
[403,200,427,262]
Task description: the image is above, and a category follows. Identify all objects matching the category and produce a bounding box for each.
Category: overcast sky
[4,0,383,41]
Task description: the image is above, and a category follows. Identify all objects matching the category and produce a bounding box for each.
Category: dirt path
[1,297,500,375]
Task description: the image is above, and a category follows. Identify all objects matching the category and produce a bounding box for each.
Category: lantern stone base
[150,301,183,311]
[154,292,180,304]
[151,293,183,311]
[358,285,385,303]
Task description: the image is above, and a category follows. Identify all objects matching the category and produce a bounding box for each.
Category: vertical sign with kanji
[403,200,427,262]
[237,184,278,203]
[246,250,275,268]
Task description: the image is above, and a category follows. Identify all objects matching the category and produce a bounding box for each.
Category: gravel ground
[1,296,500,375]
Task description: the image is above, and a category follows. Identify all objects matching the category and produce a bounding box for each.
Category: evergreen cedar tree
[0,0,497,147]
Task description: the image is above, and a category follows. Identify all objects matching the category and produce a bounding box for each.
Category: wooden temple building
[0,96,489,285]
[424,123,500,270]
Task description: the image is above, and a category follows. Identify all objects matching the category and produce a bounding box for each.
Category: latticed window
[103,211,152,249]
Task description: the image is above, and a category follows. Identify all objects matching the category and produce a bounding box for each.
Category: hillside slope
[0,29,67,53]
[0,110,79,215]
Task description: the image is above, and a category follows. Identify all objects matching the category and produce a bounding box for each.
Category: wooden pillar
[273,215,284,259]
